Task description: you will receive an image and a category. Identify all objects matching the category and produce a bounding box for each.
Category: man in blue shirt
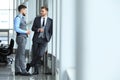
[14,5,31,76]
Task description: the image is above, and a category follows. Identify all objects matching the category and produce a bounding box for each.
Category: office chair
[0,39,14,64]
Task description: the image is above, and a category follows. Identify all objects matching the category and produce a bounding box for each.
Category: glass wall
[0,0,14,44]
[0,0,14,29]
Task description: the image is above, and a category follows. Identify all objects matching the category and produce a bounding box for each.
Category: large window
[0,0,14,29]
[0,0,14,44]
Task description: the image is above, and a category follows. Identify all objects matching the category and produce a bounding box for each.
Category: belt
[16,32,28,37]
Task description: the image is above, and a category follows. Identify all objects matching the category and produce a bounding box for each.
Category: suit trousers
[15,36,27,73]
[31,38,48,72]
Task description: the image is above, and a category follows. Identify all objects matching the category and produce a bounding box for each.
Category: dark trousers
[31,38,48,72]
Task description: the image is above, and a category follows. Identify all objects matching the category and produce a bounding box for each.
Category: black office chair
[0,39,14,64]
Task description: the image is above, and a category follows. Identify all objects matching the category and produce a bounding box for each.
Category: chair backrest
[0,39,14,56]
[9,39,14,49]
[8,39,14,55]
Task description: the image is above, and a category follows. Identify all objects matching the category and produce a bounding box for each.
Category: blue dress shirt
[14,14,27,33]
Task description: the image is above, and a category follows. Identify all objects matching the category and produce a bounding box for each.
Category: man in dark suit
[26,6,53,75]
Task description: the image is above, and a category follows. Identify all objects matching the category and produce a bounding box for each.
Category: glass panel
[10,0,14,9]
[0,0,10,9]
[0,31,9,44]
[44,0,48,7]
[20,0,24,4]
[13,9,17,17]
[0,32,8,37]
[36,0,40,16]
[13,0,16,9]
[9,30,14,43]
[0,10,9,29]
[0,10,14,29]
[10,10,14,29]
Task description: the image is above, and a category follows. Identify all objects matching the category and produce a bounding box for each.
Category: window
[0,0,14,29]
[0,0,14,44]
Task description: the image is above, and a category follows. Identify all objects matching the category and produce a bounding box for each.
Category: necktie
[38,18,45,38]
[42,18,45,27]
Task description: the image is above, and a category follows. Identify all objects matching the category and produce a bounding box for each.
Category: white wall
[77,0,120,80]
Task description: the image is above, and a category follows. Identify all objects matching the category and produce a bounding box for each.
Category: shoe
[15,72,22,75]
[26,63,31,72]
[20,72,32,76]
[32,72,39,75]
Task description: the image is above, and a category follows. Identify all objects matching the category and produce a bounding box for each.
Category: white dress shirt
[38,16,48,38]
[41,16,47,27]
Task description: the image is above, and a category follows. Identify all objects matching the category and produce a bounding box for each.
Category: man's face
[21,8,27,16]
[40,9,48,17]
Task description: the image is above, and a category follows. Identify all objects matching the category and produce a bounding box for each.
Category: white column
[59,0,76,80]
[47,0,53,54]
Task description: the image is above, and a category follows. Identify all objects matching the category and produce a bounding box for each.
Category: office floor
[0,55,55,80]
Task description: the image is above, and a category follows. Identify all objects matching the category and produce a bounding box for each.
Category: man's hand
[26,30,31,35]
[38,28,44,32]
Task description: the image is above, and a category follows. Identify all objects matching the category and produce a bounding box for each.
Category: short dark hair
[41,6,48,11]
[18,5,27,12]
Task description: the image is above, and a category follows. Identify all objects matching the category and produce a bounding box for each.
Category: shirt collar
[41,16,48,20]
[19,13,24,18]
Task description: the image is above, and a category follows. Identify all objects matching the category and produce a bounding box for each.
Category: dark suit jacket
[32,16,53,42]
